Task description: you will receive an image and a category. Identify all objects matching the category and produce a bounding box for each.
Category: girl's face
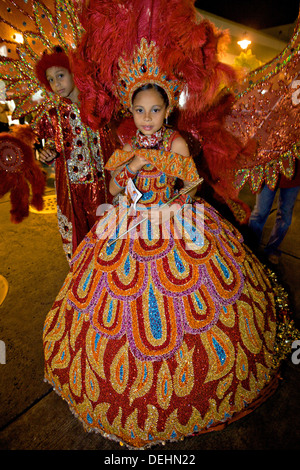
[131,88,169,135]
[46,66,75,99]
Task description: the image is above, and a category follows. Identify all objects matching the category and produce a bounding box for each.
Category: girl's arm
[171,136,198,199]
[109,143,149,196]
[149,136,197,225]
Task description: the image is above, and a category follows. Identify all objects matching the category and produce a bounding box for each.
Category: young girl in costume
[35,46,117,261]
[109,83,197,225]
[42,38,297,449]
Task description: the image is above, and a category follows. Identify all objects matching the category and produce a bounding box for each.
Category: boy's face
[45,66,75,98]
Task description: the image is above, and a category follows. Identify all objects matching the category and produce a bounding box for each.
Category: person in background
[35,46,118,262]
[248,161,300,265]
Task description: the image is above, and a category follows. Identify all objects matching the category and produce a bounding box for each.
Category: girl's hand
[122,143,148,172]
[127,153,149,173]
[109,154,148,197]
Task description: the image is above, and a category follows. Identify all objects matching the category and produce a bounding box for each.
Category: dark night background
[194,1,299,29]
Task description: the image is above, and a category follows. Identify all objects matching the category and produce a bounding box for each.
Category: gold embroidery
[85,359,100,402]
[69,348,82,397]
[235,343,249,381]
[129,360,154,405]
[51,333,70,370]
[70,310,85,350]
[156,361,173,410]
[86,326,108,380]
[110,343,129,394]
[238,300,263,355]
[219,304,235,328]
[216,372,234,400]
[173,343,195,397]
[201,326,235,383]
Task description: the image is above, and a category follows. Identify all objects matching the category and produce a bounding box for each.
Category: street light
[237,39,251,50]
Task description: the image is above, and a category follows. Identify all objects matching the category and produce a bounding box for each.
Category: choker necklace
[136,126,165,149]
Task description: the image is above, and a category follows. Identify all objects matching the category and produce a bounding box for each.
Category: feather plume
[71,0,143,128]
[71,0,238,128]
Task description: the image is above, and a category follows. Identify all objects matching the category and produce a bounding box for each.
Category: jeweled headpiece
[116,38,184,111]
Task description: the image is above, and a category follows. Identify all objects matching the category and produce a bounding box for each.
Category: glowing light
[179,89,187,107]
[0,45,7,57]
[13,33,23,43]
[32,89,43,102]
[237,39,251,50]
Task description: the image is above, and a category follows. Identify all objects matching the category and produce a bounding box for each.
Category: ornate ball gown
[43,127,296,449]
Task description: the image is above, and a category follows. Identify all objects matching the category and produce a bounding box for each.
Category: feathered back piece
[71,0,238,129]
[0,0,83,129]
[71,0,140,129]
[146,0,236,117]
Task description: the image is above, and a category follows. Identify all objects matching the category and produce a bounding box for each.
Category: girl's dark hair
[132,83,169,107]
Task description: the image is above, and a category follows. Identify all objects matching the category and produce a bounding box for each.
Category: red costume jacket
[38,98,117,262]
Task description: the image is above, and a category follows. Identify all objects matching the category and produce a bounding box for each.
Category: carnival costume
[43,123,294,449]
[0,1,117,259]
[1,0,299,225]
[42,0,299,448]
[36,81,115,260]
[35,45,118,260]
[0,0,298,450]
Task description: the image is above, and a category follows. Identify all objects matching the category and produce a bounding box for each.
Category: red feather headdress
[71,0,238,129]
[72,0,254,221]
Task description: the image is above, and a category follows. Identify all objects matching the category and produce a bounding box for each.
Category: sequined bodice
[134,165,176,206]
[131,127,178,206]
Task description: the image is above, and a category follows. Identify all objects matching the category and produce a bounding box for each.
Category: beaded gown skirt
[43,165,285,449]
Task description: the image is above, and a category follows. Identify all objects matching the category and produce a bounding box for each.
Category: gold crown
[116,38,184,110]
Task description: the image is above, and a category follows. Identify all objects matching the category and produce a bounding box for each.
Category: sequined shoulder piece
[105,149,199,182]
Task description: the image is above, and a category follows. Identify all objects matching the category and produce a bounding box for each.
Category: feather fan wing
[224,11,300,193]
[0,0,83,127]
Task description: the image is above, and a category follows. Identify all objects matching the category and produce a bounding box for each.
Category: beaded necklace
[135,126,165,149]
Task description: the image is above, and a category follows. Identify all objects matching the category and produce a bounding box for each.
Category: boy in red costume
[35,46,117,262]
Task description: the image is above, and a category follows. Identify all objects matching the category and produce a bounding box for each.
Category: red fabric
[37,100,116,259]
[279,159,300,188]
[71,0,238,129]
